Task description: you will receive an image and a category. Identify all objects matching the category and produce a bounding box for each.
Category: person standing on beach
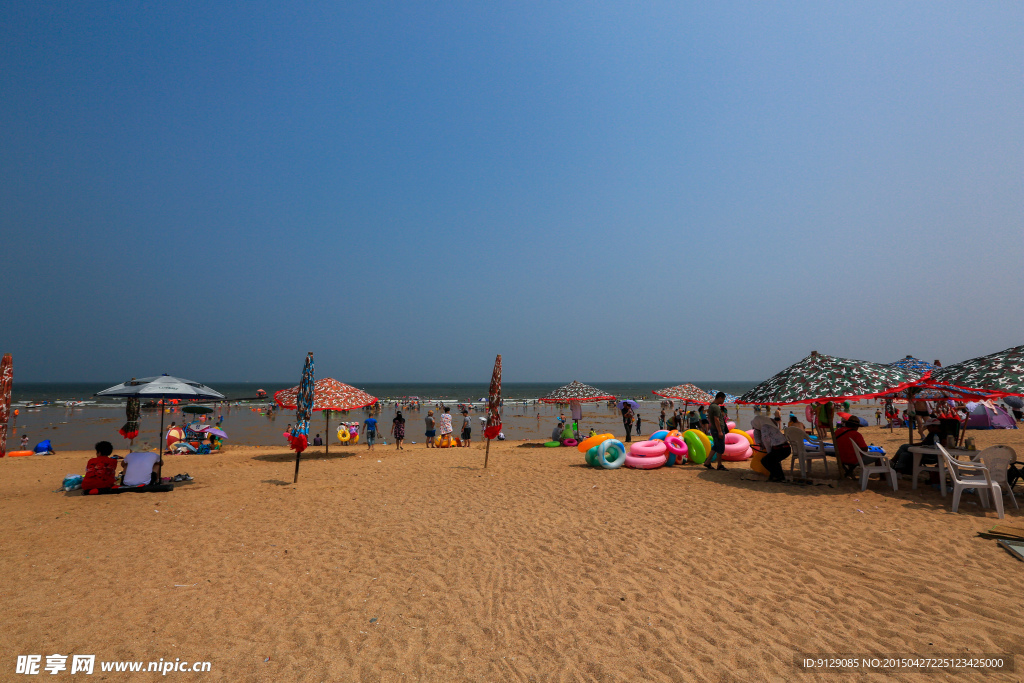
[460,410,472,446]
[706,392,728,471]
[439,407,453,443]
[621,403,635,442]
[20,434,29,450]
[391,411,405,450]
[659,410,665,430]
[424,410,436,447]
[363,415,379,450]
[635,412,642,435]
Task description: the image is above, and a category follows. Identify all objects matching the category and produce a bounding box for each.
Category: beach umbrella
[483,354,502,469]
[540,381,615,403]
[118,397,141,444]
[735,352,921,405]
[617,399,640,410]
[0,354,11,457]
[652,384,713,404]
[192,425,228,439]
[287,352,315,483]
[736,351,921,477]
[1004,396,1024,410]
[888,355,937,374]
[182,405,214,415]
[274,377,378,454]
[923,344,1024,398]
[96,375,224,453]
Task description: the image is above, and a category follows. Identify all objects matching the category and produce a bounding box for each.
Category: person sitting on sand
[834,416,869,478]
[121,449,163,487]
[81,441,119,493]
[751,415,791,482]
[551,423,563,442]
[34,439,55,455]
[313,434,323,446]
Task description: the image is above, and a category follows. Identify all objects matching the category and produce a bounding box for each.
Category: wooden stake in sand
[483,354,502,469]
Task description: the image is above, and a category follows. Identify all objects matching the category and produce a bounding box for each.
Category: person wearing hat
[834,415,870,477]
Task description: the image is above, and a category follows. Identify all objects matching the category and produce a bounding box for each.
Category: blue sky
[2,1,1021,383]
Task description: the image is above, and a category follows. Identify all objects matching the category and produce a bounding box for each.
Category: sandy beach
[2,425,1022,682]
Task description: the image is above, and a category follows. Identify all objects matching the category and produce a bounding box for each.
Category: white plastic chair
[853,442,897,491]
[786,426,829,478]
[912,448,944,495]
[937,444,1004,519]
[978,445,1018,511]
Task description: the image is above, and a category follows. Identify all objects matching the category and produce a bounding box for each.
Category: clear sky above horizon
[2,1,1022,384]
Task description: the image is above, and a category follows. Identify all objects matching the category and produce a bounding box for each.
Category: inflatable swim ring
[730,428,754,445]
[625,451,666,469]
[666,429,683,440]
[337,426,350,442]
[577,433,613,453]
[685,429,711,459]
[562,438,578,448]
[585,445,601,467]
[629,440,667,458]
[649,430,669,441]
[596,439,626,469]
[544,441,562,448]
[722,433,752,461]
[664,434,688,462]
[683,430,706,464]
[6,450,33,457]
[727,421,736,430]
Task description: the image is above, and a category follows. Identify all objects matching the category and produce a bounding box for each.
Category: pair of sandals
[171,473,193,482]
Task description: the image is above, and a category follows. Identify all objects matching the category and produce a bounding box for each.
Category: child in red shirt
[81,441,118,493]
[834,418,869,476]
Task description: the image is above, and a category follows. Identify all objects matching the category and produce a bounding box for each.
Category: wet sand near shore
[1,425,1022,681]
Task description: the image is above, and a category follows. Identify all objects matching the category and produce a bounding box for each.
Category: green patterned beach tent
[736,351,921,405]
[925,345,1024,398]
[539,381,615,403]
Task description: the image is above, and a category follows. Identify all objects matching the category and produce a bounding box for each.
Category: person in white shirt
[121,451,163,487]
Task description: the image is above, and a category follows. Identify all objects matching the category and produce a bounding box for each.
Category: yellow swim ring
[730,428,754,445]
[337,426,350,442]
[577,432,614,453]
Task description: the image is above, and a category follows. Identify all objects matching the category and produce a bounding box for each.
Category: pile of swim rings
[581,421,755,471]
[545,425,579,448]
[577,433,626,469]
[434,433,461,448]
[336,423,361,445]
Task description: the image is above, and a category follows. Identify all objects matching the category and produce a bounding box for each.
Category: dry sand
[1,425,1023,682]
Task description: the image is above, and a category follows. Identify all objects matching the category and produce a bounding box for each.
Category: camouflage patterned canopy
[539,381,614,403]
[652,383,713,404]
[736,351,922,405]
[925,345,1024,398]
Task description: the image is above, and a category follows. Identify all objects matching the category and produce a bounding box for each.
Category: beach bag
[62,474,83,491]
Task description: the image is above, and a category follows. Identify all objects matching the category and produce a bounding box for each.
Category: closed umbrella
[0,354,11,457]
[288,353,315,483]
[118,397,141,445]
[275,377,378,454]
[96,375,224,453]
[483,354,502,468]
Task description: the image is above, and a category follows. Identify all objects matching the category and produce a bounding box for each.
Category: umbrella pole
[158,403,165,455]
[294,452,301,483]
[484,438,490,469]
[325,411,330,455]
